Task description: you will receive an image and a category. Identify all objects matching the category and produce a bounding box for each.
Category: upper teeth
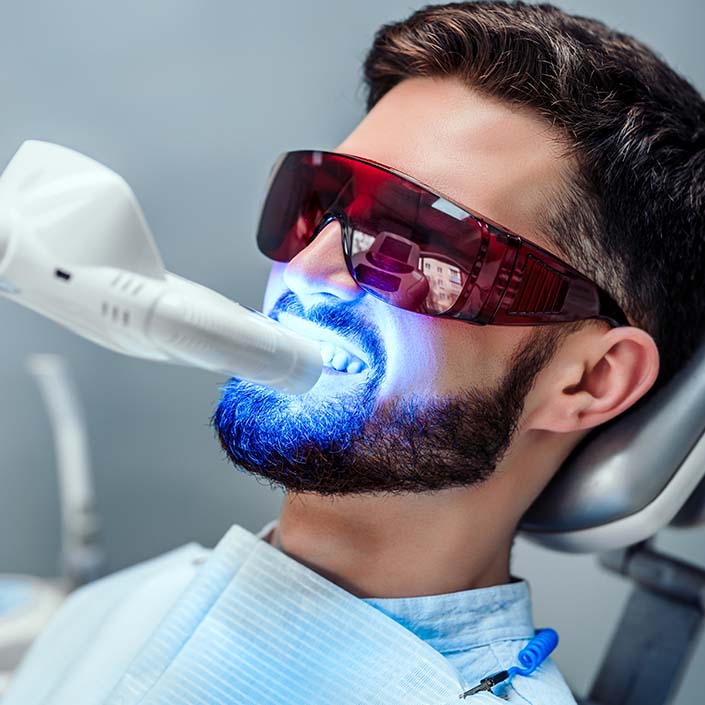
[276,312,369,374]
[321,343,367,374]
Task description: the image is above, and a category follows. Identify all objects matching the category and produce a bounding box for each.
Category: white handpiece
[0,141,322,394]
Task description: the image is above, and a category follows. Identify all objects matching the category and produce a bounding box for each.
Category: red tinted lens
[257,151,490,316]
[257,152,352,263]
[335,157,488,315]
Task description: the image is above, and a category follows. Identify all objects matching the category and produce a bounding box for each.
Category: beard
[212,291,565,496]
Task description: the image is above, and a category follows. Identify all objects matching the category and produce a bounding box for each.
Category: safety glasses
[256,150,628,327]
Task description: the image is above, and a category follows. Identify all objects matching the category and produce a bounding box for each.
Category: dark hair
[363,1,705,392]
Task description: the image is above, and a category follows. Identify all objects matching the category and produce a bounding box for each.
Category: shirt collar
[360,578,535,656]
[256,520,535,656]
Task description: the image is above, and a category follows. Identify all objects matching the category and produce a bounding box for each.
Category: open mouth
[320,343,367,374]
[276,312,370,376]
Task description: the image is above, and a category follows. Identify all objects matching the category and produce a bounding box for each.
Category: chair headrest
[520,335,705,552]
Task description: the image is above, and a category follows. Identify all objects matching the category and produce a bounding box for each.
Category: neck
[271,482,517,599]
[268,430,580,598]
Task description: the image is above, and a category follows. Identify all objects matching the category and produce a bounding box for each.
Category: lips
[276,312,370,375]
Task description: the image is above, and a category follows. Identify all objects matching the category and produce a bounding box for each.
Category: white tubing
[148,292,322,394]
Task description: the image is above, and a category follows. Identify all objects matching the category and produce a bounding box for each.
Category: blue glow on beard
[212,292,387,476]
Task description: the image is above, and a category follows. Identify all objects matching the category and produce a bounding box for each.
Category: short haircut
[363,1,705,393]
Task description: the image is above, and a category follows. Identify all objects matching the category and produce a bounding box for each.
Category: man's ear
[524,325,660,433]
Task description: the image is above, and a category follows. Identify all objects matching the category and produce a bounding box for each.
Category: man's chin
[211,364,383,480]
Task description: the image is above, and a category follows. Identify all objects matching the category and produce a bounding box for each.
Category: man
[5,2,704,704]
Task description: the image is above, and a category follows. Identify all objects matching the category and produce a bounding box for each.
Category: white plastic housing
[0,141,322,394]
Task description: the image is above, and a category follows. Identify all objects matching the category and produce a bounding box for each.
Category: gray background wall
[0,0,702,701]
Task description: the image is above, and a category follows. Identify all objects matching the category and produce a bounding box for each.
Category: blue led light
[213,291,387,472]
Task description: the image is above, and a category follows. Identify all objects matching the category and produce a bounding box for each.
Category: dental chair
[521,337,705,705]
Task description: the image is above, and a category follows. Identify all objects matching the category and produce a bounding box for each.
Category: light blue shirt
[3,521,577,704]
[363,578,577,702]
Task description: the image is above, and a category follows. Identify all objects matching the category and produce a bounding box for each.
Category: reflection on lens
[420,256,466,314]
[351,229,375,256]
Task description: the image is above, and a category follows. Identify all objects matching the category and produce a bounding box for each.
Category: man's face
[213,76,573,494]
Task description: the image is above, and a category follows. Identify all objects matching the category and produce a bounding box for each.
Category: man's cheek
[375,319,446,398]
[375,346,438,399]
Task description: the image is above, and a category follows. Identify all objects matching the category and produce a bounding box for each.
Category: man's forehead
[337,76,572,251]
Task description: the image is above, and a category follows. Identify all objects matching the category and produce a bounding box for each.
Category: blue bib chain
[460,628,559,698]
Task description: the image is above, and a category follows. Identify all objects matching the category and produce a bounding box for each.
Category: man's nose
[282,218,364,303]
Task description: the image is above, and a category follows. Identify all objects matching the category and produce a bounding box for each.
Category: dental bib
[102,525,469,705]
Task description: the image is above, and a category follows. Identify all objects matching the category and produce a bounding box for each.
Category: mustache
[268,291,387,371]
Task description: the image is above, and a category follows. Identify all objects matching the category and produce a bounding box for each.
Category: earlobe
[525,326,660,434]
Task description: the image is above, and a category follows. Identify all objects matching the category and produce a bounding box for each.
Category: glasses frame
[258,150,630,328]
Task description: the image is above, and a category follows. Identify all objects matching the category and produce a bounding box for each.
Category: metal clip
[460,670,510,698]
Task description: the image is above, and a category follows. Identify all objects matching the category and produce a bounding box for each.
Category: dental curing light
[0,141,322,394]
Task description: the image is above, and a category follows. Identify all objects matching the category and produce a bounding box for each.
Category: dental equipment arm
[27,354,106,588]
[0,140,322,394]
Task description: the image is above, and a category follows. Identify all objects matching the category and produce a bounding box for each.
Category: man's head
[213,2,704,513]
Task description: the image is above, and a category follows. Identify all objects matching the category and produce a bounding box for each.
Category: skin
[261,76,660,598]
